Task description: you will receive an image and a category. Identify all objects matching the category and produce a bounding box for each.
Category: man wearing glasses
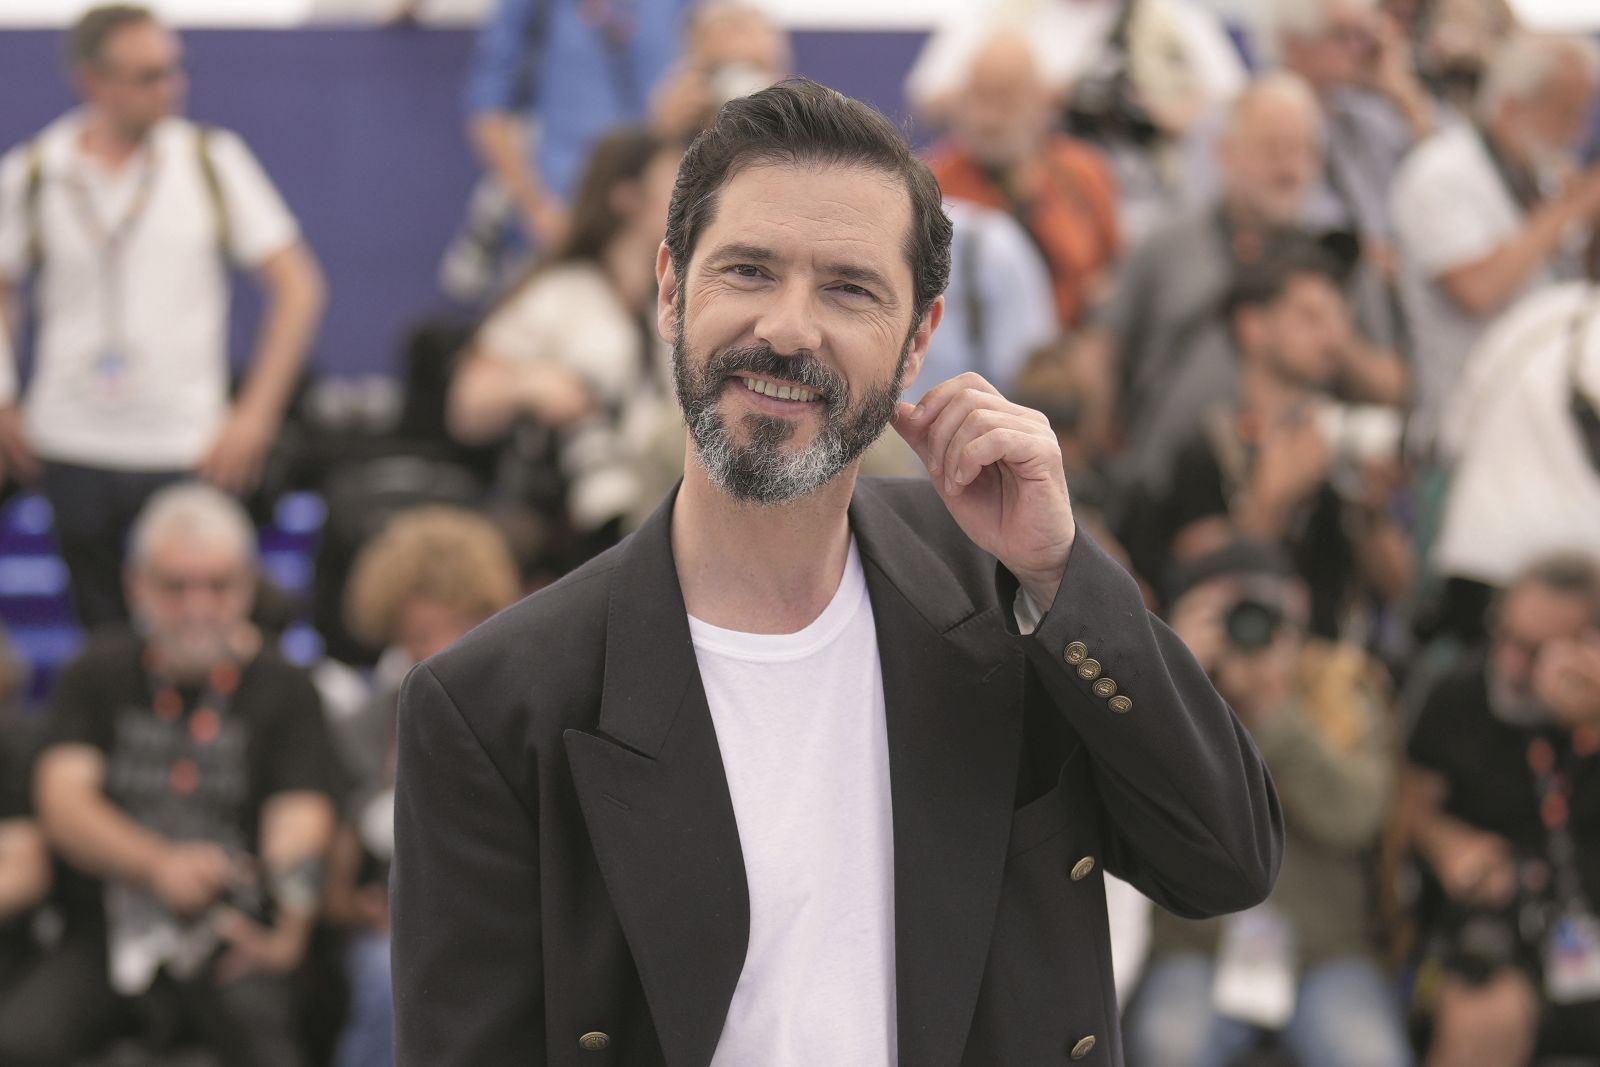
[17,483,343,1067]
[0,4,325,630]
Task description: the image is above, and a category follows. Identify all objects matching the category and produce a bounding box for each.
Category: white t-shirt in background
[1391,121,1584,452]
[0,110,300,470]
[691,538,897,1067]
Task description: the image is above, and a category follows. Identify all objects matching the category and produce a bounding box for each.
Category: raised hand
[892,373,1076,608]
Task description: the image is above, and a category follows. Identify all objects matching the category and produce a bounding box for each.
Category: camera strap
[1526,732,1600,1003]
[1564,286,1600,475]
[1472,122,1541,215]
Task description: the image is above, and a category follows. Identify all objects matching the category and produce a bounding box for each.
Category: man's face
[1489,582,1593,721]
[129,535,255,676]
[658,161,939,505]
[1247,273,1350,389]
[1508,55,1598,170]
[1221,95,1323,227]
[951,41,1054,169]
[81,21,186,138]
[1287,1,1378,89]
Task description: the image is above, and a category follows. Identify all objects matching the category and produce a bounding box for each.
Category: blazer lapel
[564,490,749,1067]
[850,483,1027,1067]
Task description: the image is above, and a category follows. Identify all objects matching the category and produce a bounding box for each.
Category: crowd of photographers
[0,0,1599,1064]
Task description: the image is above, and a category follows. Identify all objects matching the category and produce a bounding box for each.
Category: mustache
[705,345,849,417]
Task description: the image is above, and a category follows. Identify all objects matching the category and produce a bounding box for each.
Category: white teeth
[742,377,817,403]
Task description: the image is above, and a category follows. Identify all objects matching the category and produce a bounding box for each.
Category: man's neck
[79,110,148,170]
[671,449,858,635]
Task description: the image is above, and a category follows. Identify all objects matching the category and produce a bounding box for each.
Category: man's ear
[656,242,680,345]
[898,295,944,394]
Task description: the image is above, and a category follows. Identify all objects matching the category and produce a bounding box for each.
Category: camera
[1223,597,1285,653]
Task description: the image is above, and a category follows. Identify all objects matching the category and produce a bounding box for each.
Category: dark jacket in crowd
[391,477,1284,1066]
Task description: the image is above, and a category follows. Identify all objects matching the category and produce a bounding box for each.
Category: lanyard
[1527,729,1600,912]
[60,143,160,355]
[143,646,243,801]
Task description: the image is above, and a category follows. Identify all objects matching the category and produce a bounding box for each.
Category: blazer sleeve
[1006,533,1284,919]
[391,663,546,1065]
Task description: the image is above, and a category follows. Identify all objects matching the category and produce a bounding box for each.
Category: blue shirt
[463,0,690,201]
[906,200,1059,405]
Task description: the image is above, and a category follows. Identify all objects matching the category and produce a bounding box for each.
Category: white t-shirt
[690,538,898,1067]
[1391,121,1583,452]
[0,110,300,469]
[1433,282,1600,585]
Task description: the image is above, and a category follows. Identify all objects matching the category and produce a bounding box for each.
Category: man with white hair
[22,483,342,1066]
[1391,32,1600,453]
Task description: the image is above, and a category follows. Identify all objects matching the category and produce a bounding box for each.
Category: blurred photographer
[22,484,342,1067]
[906,0,1245,243]
[926,32,1121,329]
[1404,555,1600,1065]
[649,0,790,141]
[1126,541,1411,1067]
[1391,32,1600,455]
[1122,241,1412,642]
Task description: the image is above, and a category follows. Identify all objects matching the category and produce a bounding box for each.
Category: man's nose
[752,281,823,357]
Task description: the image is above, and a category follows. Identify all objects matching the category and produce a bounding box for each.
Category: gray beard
[1487,671,1551,728]
[672,329,907,506]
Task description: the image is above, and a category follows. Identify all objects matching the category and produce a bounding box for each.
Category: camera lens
[1224,599,1283,652]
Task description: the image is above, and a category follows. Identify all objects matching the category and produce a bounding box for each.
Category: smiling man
[391,78,1282,1066]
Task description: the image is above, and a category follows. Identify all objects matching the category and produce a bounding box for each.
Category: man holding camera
[1405,556,1600,1065]
[1123,242,1411,641]
[23,484,342,1067]
[1125,541,1410,1067]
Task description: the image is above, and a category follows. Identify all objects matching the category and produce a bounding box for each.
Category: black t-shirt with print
[44,629,345,934]
[1408,659,1600,932]
[1129,430,1353,637]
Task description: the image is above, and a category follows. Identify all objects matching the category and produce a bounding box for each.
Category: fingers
[944,424,1056,495]
[896,374,1041,481]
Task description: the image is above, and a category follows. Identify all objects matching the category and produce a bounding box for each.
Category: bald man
[1077,74,1406,482]
[927,33,1121,328]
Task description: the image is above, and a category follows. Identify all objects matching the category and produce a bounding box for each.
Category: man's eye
[834,284,872,298]
[730,264,764,278]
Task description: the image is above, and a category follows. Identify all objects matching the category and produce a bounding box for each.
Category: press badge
[89,345,134,406]
[1213,903,1297,1028]
[1545,907,1600,1004]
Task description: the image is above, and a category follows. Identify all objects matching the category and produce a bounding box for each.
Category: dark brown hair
[66,4,157,71]
[556,125,668,267]
[663,76,952,328]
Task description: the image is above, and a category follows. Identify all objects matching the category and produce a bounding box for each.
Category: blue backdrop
[0,27,929,380]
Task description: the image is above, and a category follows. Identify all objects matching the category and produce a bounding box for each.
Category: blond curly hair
[344,506,521,648]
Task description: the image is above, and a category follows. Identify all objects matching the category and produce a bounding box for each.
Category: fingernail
[911,404,925,420]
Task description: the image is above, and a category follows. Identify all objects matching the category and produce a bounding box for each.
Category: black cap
[1165,538,1296,606]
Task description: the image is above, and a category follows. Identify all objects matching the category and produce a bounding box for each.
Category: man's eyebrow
[825,262,893,294]
[705,242,778,264]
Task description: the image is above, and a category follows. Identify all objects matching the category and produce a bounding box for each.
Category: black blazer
[391,477,1283,1067]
